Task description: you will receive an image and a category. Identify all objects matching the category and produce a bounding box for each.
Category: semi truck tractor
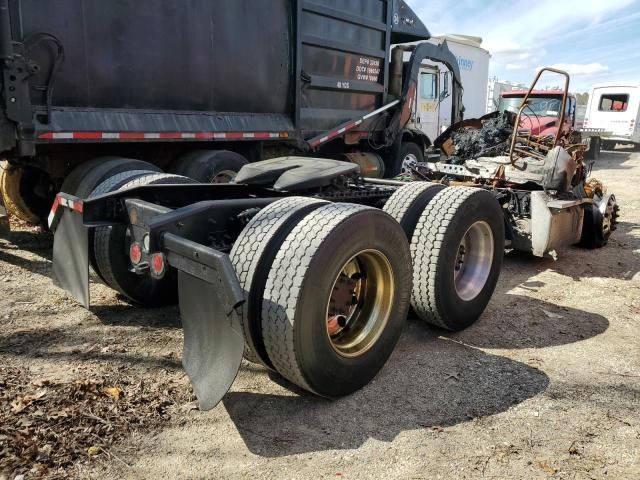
[3,0,513,410]
[2,1,620,411]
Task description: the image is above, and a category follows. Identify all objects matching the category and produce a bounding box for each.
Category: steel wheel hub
[401,153,418,175]
[454,221,494,302]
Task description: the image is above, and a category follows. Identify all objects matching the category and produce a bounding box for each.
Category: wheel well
[401,129,431,153]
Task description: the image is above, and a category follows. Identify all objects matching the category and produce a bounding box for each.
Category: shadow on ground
[0,324,182,371]
[448,292,609,349]
[448,218,640,349]
[445,249,615,349]
[91,303,182,329]
[224,326,549,457]
[595,150,637,170]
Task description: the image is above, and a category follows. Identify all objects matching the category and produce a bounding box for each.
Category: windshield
[499,96,563,117]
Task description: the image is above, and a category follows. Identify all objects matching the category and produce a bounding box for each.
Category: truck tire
[170,150,249,183]
[411,187,504,331]
[388,142,424,177]
[261,204,412,397]
[383,181,445,239]
[87,170,158,278]
[230,197,329,367]
[93,173,196,306]
[579,196,619,249]
[58,157,159,275]
[0,164,40,224]
[61,157,161,197]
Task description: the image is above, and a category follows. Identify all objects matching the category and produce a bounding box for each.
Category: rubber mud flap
[178,271,245,411]
[0,195,9,236]
[52,209,89,307]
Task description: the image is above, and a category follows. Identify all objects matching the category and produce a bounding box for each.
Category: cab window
[420,73,437,100]
[599,94,629,112]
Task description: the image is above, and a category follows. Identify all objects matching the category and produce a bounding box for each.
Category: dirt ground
[1,149,639,479]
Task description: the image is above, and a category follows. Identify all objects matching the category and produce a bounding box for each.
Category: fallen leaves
[102,387,122,400]
[10,388,48,414]
[86,446,101,457]
[537,460,558,476]
[0,366,194,478]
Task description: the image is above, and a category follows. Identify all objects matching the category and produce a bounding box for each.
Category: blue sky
[407,0,640,92]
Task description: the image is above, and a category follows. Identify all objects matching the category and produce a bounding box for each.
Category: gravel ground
[1,149,638,479]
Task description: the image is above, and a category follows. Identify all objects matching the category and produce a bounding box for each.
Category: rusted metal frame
[509,68,570,165]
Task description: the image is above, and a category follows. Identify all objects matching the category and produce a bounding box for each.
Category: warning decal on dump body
[354,56,382,83]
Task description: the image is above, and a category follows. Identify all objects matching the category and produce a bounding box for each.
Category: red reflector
[151,253,165,277]
[130,242,142,265]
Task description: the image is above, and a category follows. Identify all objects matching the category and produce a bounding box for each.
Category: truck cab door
[415,67,440,140]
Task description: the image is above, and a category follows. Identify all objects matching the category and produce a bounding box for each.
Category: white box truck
[404,35,491,144]
[584,82,640,150]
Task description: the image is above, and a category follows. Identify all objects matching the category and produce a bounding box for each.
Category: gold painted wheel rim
[326,249,395,358]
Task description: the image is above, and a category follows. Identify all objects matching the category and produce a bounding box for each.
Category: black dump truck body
[0,0,464,227]
[0,0,430,156]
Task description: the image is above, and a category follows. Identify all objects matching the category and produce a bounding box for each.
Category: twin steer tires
[63,161,505,400]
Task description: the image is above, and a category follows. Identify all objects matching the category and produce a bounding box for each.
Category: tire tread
[261,203,374,392]
[230,196,328,365]
[411,187,485,329]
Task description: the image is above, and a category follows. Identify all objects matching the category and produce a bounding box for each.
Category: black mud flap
[178,271,245,411]
[52,208,89,307]
[0,198,8,237]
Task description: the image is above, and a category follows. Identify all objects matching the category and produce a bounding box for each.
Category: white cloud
[406,0,637,90]
[543,63,609,76]
[483,39,523,54]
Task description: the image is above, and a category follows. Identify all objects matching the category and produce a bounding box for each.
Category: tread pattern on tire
[87,170,155,279]
[89,170,155,198]
[383,182,441,226]
[410,187,483,328]
[72,159,162,199]
[230,196,328,365]
[94,173,195,296]
[261,202,374,393]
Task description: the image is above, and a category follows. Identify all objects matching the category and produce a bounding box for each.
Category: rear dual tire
[170,150,249,183]
[232,200,412,398]
[384,183,504,331]
[230,197,329,367]
[92,173,196,306]
[262,204,412,397]
[61,157,162,198]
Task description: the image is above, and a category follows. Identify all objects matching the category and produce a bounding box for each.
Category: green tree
[575,92,590,105]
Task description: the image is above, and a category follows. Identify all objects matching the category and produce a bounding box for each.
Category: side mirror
[440,71,450,102]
